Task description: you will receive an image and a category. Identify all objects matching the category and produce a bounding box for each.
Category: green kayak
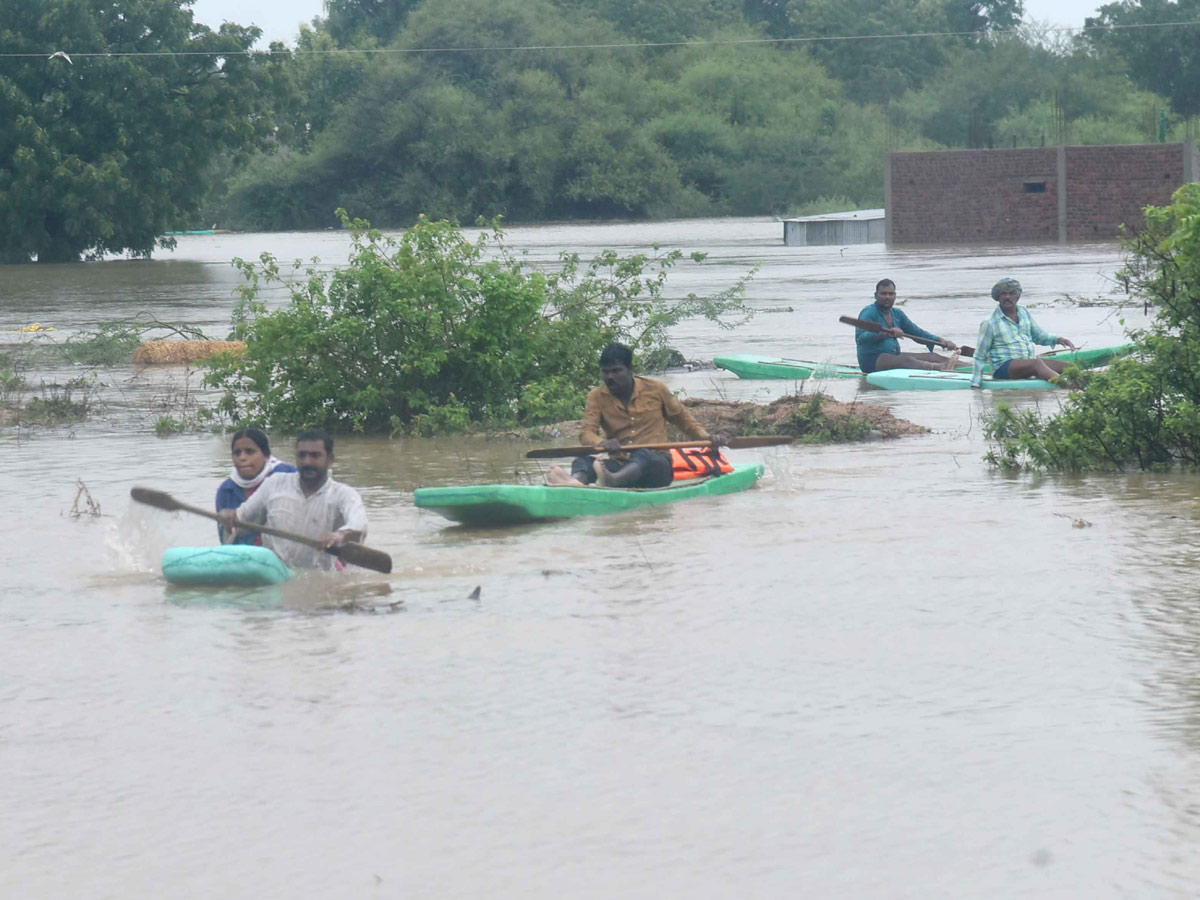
[713,354,860,380]
[866,370,1058,391]
[714,343,1134,380]
[1033,343,1135,367]
[414,463,765,526]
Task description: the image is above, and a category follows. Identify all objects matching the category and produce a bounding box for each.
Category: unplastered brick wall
[1064,144,1182,240]
[887,143,1197,244]
[888,148,1058,244]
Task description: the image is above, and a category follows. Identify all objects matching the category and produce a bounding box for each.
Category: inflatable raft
[415,463,765,526]
[161,545,293,586]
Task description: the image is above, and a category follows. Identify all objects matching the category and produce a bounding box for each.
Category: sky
[189,0,1115,47]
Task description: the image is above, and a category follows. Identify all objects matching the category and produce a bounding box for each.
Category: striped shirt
[235,472,368,570]
[971,306,1057,387]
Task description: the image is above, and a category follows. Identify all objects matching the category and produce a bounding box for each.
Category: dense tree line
[0,0,1196,259]
[203,0,1200,230]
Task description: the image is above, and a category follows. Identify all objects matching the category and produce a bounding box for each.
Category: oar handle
[525,436,792,459]
[839,315,974,358]
[176,497,329,551]
[130,487,393,574]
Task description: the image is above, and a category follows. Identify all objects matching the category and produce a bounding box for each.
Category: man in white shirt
[218,429,368,570]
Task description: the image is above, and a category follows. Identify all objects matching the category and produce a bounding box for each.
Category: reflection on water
[164,576,398,614]
[2,222,1200,898]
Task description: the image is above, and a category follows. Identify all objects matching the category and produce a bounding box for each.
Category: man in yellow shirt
[547,343,719,488]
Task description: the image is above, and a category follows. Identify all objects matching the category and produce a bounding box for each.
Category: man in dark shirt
[547,343,718,488]
[856,279,961,373]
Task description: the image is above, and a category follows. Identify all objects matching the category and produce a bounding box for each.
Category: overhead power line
[1,18,1198,60]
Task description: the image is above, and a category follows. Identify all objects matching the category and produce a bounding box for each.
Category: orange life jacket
[670,447,734,480]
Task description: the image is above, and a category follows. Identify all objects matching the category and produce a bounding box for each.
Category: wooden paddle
[525,436,793,459]
[130,486,393,574]
[839,315,976,358]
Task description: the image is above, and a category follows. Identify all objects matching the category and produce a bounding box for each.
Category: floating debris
[69,480,102,519]
[1055,513,1092,528]
[132,340,247,365]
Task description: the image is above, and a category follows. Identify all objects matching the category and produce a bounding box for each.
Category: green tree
[324,0,423,47]
[1085,0,1200,116]
[221,0,697,225]
[983,184,1200,472]
[283,24,374,149]
[770,0,1023,105]
[0,0,286,263]
[208,212,754,434]
[553,0,743,41]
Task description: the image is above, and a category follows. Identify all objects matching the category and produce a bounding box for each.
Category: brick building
[885,143,1200,244]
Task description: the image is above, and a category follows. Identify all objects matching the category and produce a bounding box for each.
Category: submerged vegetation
[0,338,99,428]
[984,184,1200,472]
[207,211,754,434]
[61,316,210,366]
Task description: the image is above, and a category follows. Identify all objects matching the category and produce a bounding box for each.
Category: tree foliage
[0,0,1183,241]
[0,0,287,262]
[983,184,1200,472]
[324,0,421,47]
[206,0,1174,230]
[207,211,754,434]
[1085,0,1200,116]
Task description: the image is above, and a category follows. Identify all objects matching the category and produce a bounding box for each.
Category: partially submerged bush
[62,315,210,366]
[982,183,1200,472]
[22,376,99,424]
[208,211,754,434]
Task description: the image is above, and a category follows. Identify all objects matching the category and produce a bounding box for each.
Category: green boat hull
[865,370,1058,391]
[713,354,862,380]
[1034,343,1135,367]
[414,463,765,525]
[162,545,294,586]
[715,344,1133,380]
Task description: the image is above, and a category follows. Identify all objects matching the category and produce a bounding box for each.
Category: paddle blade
[525,446,596,459]
[959,345,975,358]
[335,541,393,574]
[130,486,183,512]
[726,436,794,448]
[839,315,879,332]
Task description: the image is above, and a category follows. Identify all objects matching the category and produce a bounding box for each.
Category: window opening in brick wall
[1024,181,1047,194]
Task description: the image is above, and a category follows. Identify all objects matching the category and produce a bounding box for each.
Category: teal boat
[414,464,765,526]
[866,370,1058,391]
[162,545,293,586]
[715,343,1134,381]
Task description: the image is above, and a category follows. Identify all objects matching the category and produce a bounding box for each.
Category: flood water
[3,220,1200,898]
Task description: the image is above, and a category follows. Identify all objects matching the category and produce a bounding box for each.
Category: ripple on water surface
[2,225,1199,898]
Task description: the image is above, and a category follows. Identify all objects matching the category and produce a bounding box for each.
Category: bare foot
[593,458,613,487]
[546,465,582,487]
[940,351,960,371]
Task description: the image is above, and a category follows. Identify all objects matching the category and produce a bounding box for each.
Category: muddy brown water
[3,220,1199,898]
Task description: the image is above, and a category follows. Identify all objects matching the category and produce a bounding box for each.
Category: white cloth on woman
[227,454,286,491]
[234,473,369,570]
